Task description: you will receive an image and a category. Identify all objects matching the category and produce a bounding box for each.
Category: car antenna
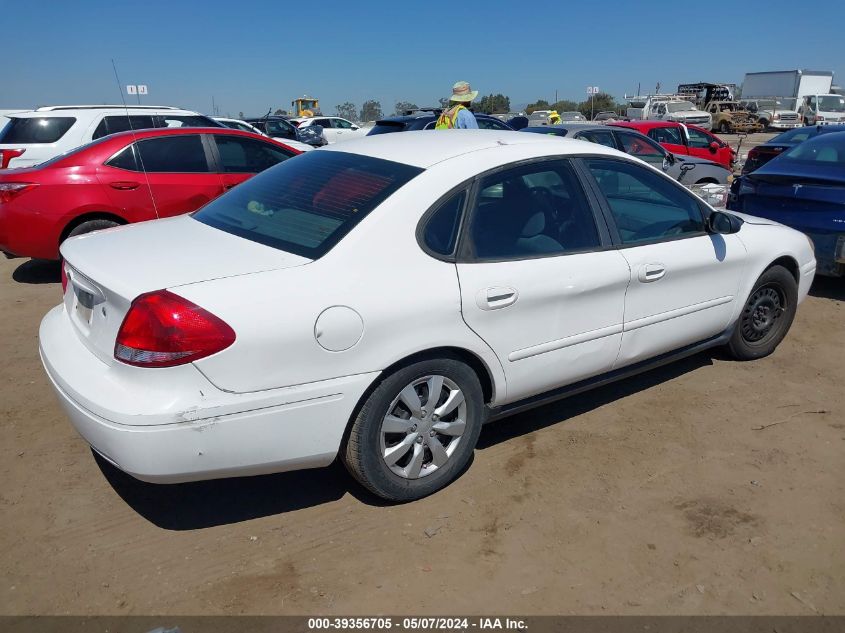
[111,58,160,219]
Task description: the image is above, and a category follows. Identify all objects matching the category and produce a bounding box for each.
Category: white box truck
[741,70,834,129]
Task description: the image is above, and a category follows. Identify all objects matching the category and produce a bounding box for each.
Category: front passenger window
[585,158,705,244]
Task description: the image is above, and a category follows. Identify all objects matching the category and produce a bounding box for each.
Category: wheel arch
[339,346,499,456]
[767,255,800,283]
[59,211,128,246]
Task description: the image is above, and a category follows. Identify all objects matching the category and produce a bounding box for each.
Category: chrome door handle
[638,263,666,283]
[476,287,518,311]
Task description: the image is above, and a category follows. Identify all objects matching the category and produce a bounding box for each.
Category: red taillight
[0,148,26,169]
[114,290,236,368]
[0,182,36,204]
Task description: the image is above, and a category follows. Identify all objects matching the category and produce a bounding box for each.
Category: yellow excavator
[291,96,320,117]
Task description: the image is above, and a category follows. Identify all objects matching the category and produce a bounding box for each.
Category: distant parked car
[593,111,624,122]
[213,117,313,152]
[0,128,300,260]
[560,111,586,122]
[0,105,223,169]
[741,124,845,174]
[521,124,732,184]
[290,117,367,144]
[244,116,327,147]
[611,120,735,169]
[367,110,513,134]
[729,131,845,277]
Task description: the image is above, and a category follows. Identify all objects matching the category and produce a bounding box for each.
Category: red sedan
[0,127,300,260]
[610,120,735,169]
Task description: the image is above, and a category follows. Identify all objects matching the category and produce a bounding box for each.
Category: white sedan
[291,116,368,144]
[40,131,816,501]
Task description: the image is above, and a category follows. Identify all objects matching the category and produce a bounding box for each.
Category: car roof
[320,129,621,168]
[101,127,274,143]
[611,120,681,130]
[11,107,203,119]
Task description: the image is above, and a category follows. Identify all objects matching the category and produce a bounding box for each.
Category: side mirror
[708,211,743,235]
[661,152,675,170]
[351,125,359,130]
[709,141,720,153]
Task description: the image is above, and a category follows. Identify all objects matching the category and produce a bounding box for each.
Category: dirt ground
[1,253,843,617]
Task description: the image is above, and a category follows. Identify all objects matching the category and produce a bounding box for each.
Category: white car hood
[60,215,310,298]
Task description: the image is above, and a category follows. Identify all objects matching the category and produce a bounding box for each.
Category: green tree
[274,108,285,115]
[336,102,358,121]
[578,92,617,119]
[360,100,383,122]
[438,97,450,109]
[551,100,579,113]
[394,101,419,116]
[526,99,551,114]
[238,111,244,119]
[477,93,511,114]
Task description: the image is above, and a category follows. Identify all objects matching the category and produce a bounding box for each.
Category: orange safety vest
[435,104,468,129]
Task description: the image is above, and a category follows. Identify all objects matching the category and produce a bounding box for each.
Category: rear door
[455,158,631,402]
[646,125,689,156]
[582,157,746,367]
[210,133,296,190]
[100,134,221,219]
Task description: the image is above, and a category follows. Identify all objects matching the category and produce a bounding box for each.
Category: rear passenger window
[423,190,466,256]
[214,135,293,173]
[576,130,616,148]
[586,158,704,244]
[106,145,139,171]
[0,117,76,144]
[158,115,217,128]
[92,115,157,139]
[648,126,684,145]
[468,160,601,260]
[135,135,209,172]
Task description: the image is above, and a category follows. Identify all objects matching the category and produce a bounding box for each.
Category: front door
[582,157,746,367]
[456,158,631,403]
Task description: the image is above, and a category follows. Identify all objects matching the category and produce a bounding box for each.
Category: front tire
[727,265,797,361]
[343,357,484,501]
[719,121,731,134]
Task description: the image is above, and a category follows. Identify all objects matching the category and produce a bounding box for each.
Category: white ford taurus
[40,131,816,501]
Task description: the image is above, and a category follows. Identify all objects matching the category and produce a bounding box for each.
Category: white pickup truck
[647,100,712,130]
[799,94,845,126]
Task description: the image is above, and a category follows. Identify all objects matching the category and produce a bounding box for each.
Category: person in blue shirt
[435,81,480,129]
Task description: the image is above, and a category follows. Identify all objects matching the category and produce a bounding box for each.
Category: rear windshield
[367,121,409,135]
[194,151,423,258]
[769,127,820,144]
[0,117,76,144]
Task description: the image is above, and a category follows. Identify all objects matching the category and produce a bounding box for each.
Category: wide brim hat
[450,81,478,103]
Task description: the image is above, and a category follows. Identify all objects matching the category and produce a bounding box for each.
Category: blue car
[729,131,845,276]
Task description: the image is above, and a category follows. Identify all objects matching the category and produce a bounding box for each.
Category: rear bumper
[808,232,845,277]
[39,304,379,483]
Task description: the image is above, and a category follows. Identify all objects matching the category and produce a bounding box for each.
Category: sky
[3,0,844,118]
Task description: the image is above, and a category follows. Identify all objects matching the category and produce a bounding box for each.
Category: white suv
[291,116,367,144]
[0,105,220,169]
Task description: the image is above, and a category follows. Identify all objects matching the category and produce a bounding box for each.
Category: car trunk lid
[60,215,311,364]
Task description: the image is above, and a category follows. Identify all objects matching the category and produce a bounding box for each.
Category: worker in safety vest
[548,110,561,125]
[435,81,479,129]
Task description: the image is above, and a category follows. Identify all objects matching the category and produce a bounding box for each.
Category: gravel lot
[1,214,844,615]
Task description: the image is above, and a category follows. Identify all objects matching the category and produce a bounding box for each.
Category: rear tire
[727,265,797,361]
[342,357,484,502]
[66,219,120,241]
